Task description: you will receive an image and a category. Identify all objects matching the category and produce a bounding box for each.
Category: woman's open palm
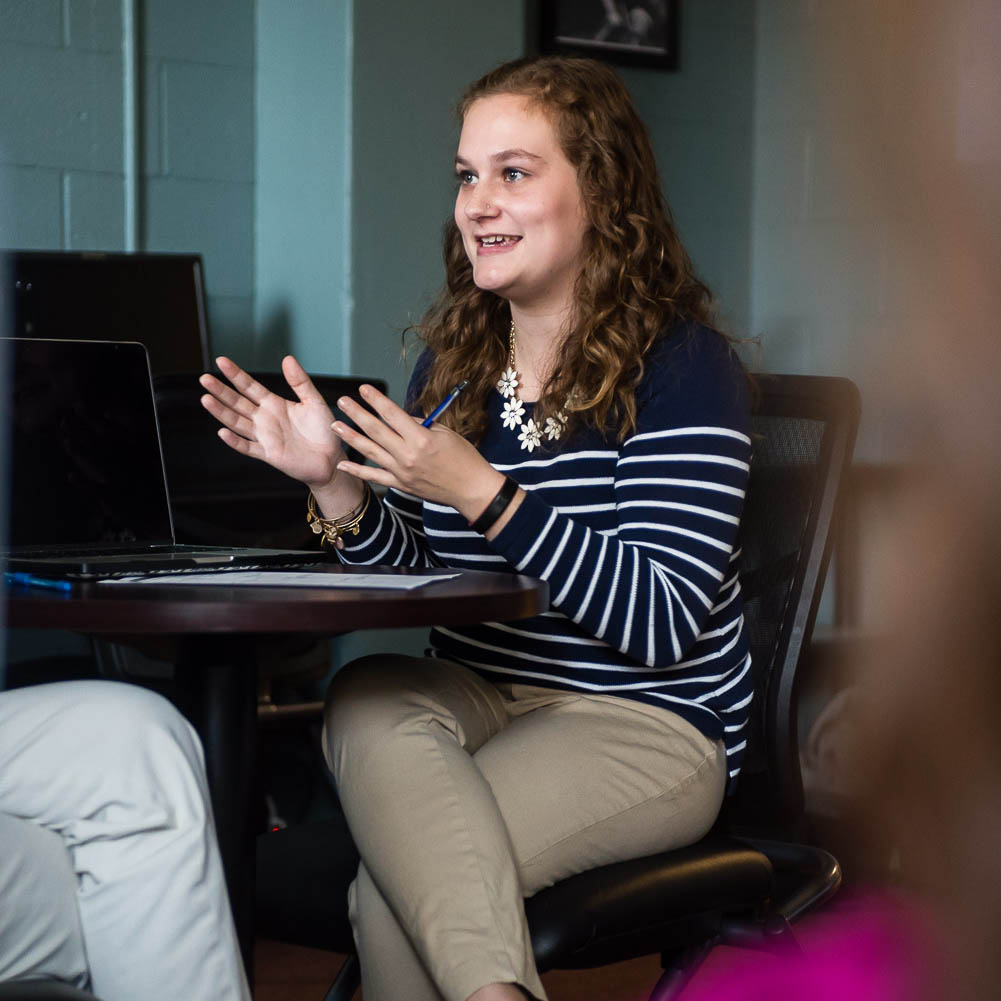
[199,355,344,490]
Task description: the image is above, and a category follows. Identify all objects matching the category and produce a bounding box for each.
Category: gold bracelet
[307,485,371,547]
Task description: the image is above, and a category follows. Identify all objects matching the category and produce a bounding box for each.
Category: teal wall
[252,0,528,390]
[1,1,755,391]
[0,0,125,249]
[348,2,527,402]
[0,0,256,359]
[255,0,352,373]
[621,2,756,339]
[141,0,255,360]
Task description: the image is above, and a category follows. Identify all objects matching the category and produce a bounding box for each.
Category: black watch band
[469,476,519,534]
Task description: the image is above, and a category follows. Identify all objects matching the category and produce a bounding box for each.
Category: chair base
[322,954,360,1001]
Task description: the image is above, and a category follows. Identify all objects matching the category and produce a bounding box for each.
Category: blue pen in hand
[422,380,468,427]
[4,571,73,593]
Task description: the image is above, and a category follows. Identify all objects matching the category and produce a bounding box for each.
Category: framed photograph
[539,0,680,71]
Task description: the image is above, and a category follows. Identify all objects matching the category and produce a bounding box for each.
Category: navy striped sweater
[337,324,753,783]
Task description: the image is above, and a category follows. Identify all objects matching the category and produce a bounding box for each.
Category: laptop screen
[3,338,175,551]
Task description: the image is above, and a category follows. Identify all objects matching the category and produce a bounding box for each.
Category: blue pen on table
[422,380,468,427]
[3,571,73,593]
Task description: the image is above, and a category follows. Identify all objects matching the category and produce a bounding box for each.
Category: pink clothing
[675,894,940,1001]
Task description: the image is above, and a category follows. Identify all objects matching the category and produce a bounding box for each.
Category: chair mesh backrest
[154,372,386,505]
[153,371,386,548]
[734,376,859,823]
[738,417,824,757]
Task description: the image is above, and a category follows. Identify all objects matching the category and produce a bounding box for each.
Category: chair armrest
[736,837,842,921]
[526,837,773,969]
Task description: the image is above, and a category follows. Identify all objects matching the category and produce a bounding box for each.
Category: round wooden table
[8,564,547,633]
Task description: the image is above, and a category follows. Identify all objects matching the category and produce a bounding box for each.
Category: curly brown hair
[411,55,718,444]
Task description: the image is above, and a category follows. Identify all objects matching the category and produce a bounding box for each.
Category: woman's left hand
[332,384,506,523]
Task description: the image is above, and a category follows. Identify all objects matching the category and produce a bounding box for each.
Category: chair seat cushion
[256,821,775,969]
[526,837,773,970]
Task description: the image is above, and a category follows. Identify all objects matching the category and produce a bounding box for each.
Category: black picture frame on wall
[539,0,679,71]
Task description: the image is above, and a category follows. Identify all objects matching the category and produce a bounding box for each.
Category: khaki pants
[323,655,726,1001]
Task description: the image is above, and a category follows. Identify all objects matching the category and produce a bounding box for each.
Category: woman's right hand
[199,355,345,491]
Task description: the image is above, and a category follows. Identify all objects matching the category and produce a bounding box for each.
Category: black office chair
[255,373,861,1001]
[151,369,391,698]
[89,370,387,684]
[153,371,387,550]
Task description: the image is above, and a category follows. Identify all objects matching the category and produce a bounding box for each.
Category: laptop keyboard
[79,558,328,580]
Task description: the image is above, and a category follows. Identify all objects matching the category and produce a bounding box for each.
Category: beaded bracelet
[307,485,371,547]
[469,476,519,534]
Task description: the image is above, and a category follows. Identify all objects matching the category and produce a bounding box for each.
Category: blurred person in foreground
[677,1,1001,998]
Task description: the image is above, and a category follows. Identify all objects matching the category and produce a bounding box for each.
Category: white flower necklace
[496,320,569,453]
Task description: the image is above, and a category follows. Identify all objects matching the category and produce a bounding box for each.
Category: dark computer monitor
[1,250,210,374]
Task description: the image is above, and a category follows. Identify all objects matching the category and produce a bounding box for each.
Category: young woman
[200,55,751,1001]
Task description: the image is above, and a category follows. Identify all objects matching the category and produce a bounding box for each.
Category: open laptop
[2,337,328,579]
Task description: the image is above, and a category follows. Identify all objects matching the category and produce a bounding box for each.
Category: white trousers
[0,680,250,1001]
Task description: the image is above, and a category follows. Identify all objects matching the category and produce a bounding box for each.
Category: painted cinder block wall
[0,0,255,361]
[1,2,127,250]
